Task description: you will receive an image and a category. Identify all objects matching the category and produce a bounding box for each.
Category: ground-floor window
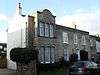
[39,46,55,63]
[39,46,44,63]
[64,49,69,61]
[45,47,50,63]
[51,47,55,63]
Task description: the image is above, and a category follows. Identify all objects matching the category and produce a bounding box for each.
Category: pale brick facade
[7,3,97,69]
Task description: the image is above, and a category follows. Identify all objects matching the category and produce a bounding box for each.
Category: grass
[38,66,68,75]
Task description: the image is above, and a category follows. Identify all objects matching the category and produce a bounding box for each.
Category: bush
[10,47,38,64]
[59,57,70,68]
[37,58,70,73]
[37,62,61,72]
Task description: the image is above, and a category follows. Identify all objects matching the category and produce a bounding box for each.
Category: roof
[96,36,100,42]
[56,24,89,35]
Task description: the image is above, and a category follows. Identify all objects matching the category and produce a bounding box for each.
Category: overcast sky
[0,0,100,43]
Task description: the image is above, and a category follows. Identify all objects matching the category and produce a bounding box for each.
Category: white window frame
[51,47,55,63]
[76,49,80,60]
[45,23,49,37]
[90,39,93,46]
[45,47,50,63]
[50,25,53,37]
[82,35,86,45]
[74,34,78,44]
[63,32,68,44]
[39,47,44,63]
[64,49,69,61]
[96,41,100,52]
[39,22,44,36]
[64,49,67,61]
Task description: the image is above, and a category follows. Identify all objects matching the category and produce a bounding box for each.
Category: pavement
[0,69,16,75]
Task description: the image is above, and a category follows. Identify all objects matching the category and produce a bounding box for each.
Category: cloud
[0,14,8,21]
[56,8,100,35]
[0,32,7,43]
[0,14,8,43]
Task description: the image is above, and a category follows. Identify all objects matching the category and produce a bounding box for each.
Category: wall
[56,25,90,61]
[7,15,27,70]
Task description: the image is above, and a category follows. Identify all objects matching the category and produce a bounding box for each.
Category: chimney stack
[16,2,22,15]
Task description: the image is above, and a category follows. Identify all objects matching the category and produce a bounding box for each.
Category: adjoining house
[0,43,7,53]
[7,3,97,70]
[0,43,7,68]
[95,36,100,63]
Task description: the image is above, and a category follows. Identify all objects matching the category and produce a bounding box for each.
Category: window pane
[51,47,55,63]
[64,49,67,61]
[39,22,44,36]
[90,40,93,46]
[74,34,78,44]
[39,47,44,63]
[45,47,50,63]
[50,25,53,37]
[63,32,68,44]
[45,23,49,37]
[64,49,69,61]
[82,35,86,45]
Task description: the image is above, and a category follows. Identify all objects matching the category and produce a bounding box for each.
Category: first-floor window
[74,34,78,44]
[50,25,54,37]
[39,22,45,36]
[63,32,68,44]
[82,35,86,45]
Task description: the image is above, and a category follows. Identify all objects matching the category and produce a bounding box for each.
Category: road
[0,69,16,75]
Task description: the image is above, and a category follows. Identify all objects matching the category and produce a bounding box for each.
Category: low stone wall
[0,55,7,68]
[17,60,37,75]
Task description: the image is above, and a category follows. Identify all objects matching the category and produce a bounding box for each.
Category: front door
[80,50,88,61]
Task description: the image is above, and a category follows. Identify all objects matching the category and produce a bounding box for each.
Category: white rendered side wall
[7,15,27,70]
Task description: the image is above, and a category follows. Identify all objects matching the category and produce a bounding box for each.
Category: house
[7,3,35,70]
[7,3,97,70]
[95,36,100,63]
[0,43,7,53]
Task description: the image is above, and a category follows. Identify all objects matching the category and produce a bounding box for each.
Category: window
[90,39,93,46]
[82,35,86,45]
[45,23,49,37]
[51,47,55,63]
[96,41,100,52]
[50,25,53,37]
[45,47,50,63]
[64,49,69,61]
[63,32,68,44]
[39,47,44,63]
[39,22,44,36]
[64,49,67,61]
[74,34,78,44]
[39,46,55,63]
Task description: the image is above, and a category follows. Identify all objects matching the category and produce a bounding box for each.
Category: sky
[0,0,100,43]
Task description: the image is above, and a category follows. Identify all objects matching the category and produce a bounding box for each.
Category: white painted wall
[96,41,100,52]
[7,15,28,70]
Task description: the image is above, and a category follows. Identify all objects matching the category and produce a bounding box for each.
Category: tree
[10,47,38,64]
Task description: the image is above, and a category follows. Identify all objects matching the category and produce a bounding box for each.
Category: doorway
[80,50,88,61]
